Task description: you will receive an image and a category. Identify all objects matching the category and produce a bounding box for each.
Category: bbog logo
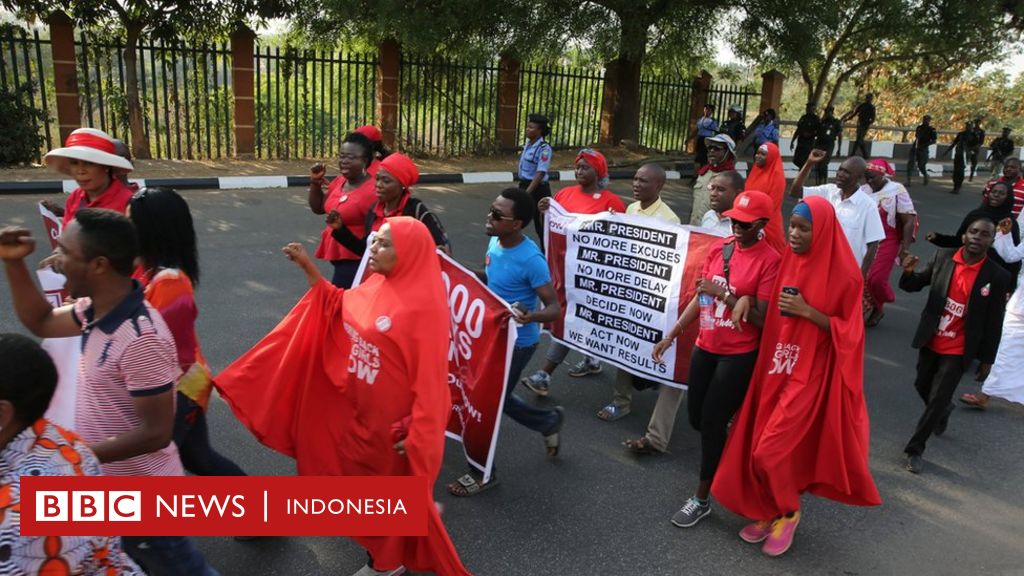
[37,490,141,522]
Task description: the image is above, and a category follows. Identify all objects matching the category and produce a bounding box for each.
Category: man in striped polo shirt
[0,208,218,575]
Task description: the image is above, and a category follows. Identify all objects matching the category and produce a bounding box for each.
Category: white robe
[986,215,1024,404]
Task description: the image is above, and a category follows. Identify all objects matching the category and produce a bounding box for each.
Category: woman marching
[308,132,380,287]
[651,191,782,528]
[744,142,788,253]
[215,217,471,576]
[330,153,451,256]
[862,159,917,327]
[712,196,881,557]
[129,187,249,479]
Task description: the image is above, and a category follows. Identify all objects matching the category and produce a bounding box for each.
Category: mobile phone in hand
[781,286,799,317]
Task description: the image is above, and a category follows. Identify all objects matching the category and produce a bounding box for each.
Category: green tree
[733,0,1021,111]
[295,0,718,145]
[6,0,291,159]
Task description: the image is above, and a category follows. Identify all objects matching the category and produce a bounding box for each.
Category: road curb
[0,160,974,195]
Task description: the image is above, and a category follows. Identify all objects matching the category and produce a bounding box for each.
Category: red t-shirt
[554,185,626,214]
[695,238,781,355]
[929,248,984,355]
[315,176,377,261]
[61,180,135,226]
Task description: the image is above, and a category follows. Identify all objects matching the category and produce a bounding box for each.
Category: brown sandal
[623,436,662,455]
[959,393,988,410]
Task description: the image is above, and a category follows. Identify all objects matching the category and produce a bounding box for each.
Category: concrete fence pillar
[685,70,713,154]
[760,69,785,113]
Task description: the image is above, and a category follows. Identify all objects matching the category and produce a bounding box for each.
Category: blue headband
[792,202,813,223]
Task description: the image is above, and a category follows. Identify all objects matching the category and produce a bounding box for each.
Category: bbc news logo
[21,476,427,537]
[36,491,141,522]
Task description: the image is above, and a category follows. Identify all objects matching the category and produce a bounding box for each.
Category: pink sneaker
[738,520,773,543]
[761,511,801,557]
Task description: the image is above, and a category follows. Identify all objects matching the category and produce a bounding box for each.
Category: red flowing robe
[712,196,882,520]
[744,142,788,254]
[215,217,471,575]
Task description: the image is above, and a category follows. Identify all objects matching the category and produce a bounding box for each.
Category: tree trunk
[602,10,647,145]
[123,22,151,159]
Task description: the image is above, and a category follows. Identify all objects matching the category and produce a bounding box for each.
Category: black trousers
[687,346,759,481]
[520,180,551,252]
[905,347,964,456]
[851,125,870,157]
[953,154,966,191]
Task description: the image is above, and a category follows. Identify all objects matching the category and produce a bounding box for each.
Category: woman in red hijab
[745,142,788,253]
[330,153,451,256]
[712,196,881,557]
[215,217,471,576]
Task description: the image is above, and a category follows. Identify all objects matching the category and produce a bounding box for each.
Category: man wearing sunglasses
[447,188,564,496]
[689,134,737,226]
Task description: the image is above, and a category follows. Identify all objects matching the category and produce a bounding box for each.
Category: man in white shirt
[790,149,884,276]
[701,171,743,236]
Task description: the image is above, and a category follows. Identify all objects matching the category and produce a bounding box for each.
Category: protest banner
[36,203,79,429]
[544,200,726,388]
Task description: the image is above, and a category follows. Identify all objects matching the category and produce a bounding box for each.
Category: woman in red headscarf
[330,152,451,256]
[712,196,881,558]
[745,142,788,253]
[522,149,626,394]
[861,158,917,326]
[215,217,471,576]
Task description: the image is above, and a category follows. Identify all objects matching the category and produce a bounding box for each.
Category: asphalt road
[2,176,1023,575]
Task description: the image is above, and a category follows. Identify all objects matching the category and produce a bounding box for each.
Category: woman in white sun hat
[42,127,135,227]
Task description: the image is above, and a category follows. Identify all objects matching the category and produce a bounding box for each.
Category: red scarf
[215,217,470,575]
[712,196,881,520]
[744,143,787,253]
[696,154,736,177]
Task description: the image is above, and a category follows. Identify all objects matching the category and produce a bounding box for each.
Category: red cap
[724,190,774,222]
[354,125,382,142]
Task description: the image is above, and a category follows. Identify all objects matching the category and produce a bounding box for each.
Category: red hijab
[744,142,787,253]
[215,217,470,575]
[712,196,881,520]
[576,148,609,187]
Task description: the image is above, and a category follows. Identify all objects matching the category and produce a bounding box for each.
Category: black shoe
[934,404,954,437]
[903,453,923,474]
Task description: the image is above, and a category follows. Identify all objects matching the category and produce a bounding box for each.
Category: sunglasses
[732,220,757,230]
[488,208,515,221]
[707,145,727,152]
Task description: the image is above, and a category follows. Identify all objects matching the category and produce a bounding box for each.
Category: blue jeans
[504,344,560,435]
[122,535,219,576]
[174,393,247,477]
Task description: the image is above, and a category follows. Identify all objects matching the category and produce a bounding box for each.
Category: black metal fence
[72,33,235,159]
[639,76,692,152]
[0,26,57,161]
[706,81,761,127]
[398,56,498,157]
[518,63,605,150]
[254,47,376,159]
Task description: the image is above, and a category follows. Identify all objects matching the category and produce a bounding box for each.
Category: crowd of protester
[1,108,1023,575]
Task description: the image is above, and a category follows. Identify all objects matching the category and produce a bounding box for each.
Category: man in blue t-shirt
[447,187,563,497]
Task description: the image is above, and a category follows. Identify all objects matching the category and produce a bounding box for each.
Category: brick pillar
[496,55,521,151]
[685,70,713,154]
[376,39,401,151]
[231,25,256,158]
[47,12,80,144]
[760,69,785,114]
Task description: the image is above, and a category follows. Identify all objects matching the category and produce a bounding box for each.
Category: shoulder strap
[721,240,736,287]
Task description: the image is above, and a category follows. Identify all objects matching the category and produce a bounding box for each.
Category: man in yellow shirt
[598,164,681,423]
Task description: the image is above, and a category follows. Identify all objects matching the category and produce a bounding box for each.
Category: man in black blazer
[898,216,1009,473]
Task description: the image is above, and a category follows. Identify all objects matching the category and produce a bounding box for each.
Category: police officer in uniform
[519,113,553,250]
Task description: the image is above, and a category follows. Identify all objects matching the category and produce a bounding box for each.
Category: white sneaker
[351,564,406,576]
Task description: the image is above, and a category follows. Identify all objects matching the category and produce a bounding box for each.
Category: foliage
[0,84,47,166]
[733,0,1022,109]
